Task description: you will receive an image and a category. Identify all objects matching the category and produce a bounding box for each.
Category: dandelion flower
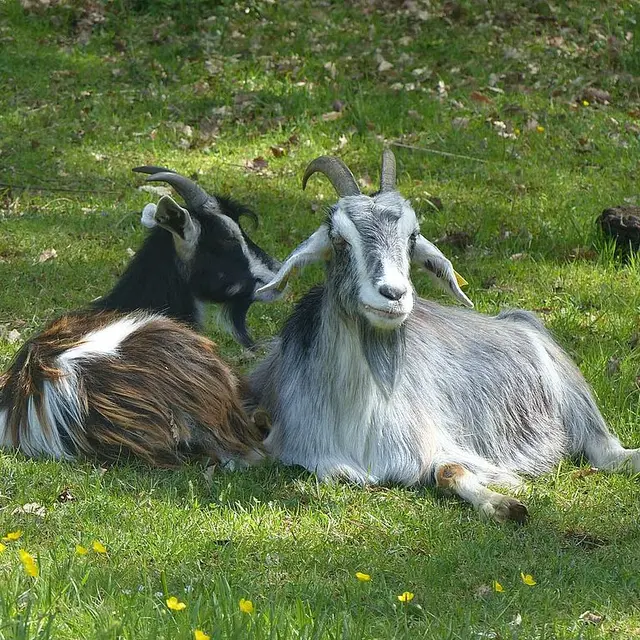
[239,598,254,614]
[582,100,590,107]
[194,631,210,640]
[397,591,414,603]
[355,572,371,582]
[18,549,39,578]
[493,581,504,592]
[166,596,187,611]
[514,128,521,136]
[520,572,536,586]
[536,125,545,133]
[3,530,22,542]
[92,540,107,554]
[75,545,88,555]
[0,543,6,554]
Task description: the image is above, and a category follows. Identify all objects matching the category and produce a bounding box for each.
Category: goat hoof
[482,496,529,525]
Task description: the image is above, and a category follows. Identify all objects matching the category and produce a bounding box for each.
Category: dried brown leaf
[12,503,46,518]
[38,248,57,263]
[321,110,342,122]
[572,467,598,479]
[579,611,604,625]
[582,87,611,105]
[470,91,493,105]
[474,584,492,599]
[245,156,269,172]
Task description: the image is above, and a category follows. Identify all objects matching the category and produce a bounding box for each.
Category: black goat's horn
[133,166,210,210]
[380,148,396,192]
[302,156,360,197]
[132,165,176,175]
[146,172,210,210]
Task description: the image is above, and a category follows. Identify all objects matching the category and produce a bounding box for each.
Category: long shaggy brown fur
[0,311,263,467]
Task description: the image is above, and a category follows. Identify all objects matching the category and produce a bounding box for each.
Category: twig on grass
[389,141,488,163]
[0,181,120,194]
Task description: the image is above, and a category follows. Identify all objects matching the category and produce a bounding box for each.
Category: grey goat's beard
[358,318,407,396]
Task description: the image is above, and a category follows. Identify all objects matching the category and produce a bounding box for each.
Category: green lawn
[1,0,640,638]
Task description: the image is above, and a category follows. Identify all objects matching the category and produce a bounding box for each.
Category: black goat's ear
[153,196,195,240]
[141,196,200,258]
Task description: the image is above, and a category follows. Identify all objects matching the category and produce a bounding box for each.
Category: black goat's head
[133,166,283,346]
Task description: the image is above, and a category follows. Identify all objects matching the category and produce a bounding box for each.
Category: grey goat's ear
[255,225,331,295]
[413,235,474,308]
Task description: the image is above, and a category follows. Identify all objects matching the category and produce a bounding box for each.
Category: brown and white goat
[0,311,261,466]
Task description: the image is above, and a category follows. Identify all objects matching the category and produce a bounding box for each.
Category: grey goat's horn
[133,166,210,210]
[380,148,396,192]
[302,156,361,197]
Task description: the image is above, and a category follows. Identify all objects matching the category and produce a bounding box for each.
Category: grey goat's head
[257,150,472,330]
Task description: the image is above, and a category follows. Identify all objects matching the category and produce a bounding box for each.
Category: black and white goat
[96,166,282,348]
[249,150,640,523]
[0,167,282,466]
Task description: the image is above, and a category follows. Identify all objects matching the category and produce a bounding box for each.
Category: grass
[1,0,640,637]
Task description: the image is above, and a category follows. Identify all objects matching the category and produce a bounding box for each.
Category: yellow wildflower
[493,581,504,592]
[239,598,254,614]
[75,545,88,555]
[514,128,521,136]
[92,540,107,554]
[166,596,187,611]
[397,591,414,603]
[194,631,210,640]
[355,572,371,582]
[3,530,22,542]
[582,100,590,107]
[520,572,536,586]
[18,549,39,578]
[0,543,6,553]
[536,125,545,133]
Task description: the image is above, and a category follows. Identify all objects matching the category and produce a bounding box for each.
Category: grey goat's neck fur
[323,281,407,395]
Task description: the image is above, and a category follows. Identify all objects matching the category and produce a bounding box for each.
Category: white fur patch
[140,203,158,229]
[0,409,9,448]
[58,315,152,366]
[12,314,156,460]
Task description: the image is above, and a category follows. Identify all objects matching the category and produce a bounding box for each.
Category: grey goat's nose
[378,284,407,301]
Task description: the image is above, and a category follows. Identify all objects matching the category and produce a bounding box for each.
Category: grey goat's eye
[333,235,349,249]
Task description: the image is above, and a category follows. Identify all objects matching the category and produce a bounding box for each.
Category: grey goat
[249,150,639,523]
